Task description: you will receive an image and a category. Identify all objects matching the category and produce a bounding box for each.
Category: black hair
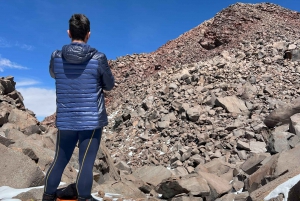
[69,14,90,41]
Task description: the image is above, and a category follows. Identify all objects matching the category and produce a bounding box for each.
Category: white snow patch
[108,110,119,120]
[92,192,122,201]
[0,184,123,201]
[0,186,43,200]
[128,151,133,157]
[0,183,65,200]
[264,174,300,201]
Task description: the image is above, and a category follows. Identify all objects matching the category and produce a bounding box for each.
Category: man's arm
[49,51,58,78]
[98,54,115,91]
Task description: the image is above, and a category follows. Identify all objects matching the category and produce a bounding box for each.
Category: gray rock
[172,195,203,201]
[202,158,234,176]
[9,139,54,171]
[161,112,176,122]
[115,160,131,172]
[93,180,146,199]
[156,175,210,199]
[0,83,4,95]
[171,166,189,177]
[0,104,10,126]
[13,187,44,200]
[290,113,300,137]
[268,131,290,154]
[8,108,38,131]
[273,41,287,50]
[5,128,26,141]
[157,121,170,130]
[237,140,250,151]
[0,135,15,147]
[132,165,172,187]
[241,153,270,175]
[274,145,300,177]
[288,135,300,148]
[215,96,249,114]
[122,110,131,121]
[178,176,210,196]
[0,143,44,188]
[250,141,267,153]
[198,171,232,200]
[23,125,41,135]
[264,97,300,128]
[169,82,178,89]
[186,107,200,122]
[0,77,15,94]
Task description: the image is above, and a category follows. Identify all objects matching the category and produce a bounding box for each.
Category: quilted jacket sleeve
[97,53,115,91]
[49,50,58,78]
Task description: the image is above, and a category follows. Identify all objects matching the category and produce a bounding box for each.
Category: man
[43,14,115,201]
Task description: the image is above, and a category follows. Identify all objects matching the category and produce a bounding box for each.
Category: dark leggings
[44,129,102,198]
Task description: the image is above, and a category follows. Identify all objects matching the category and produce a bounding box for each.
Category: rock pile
[100,2,300,201]
[0,76,119,200]
[107,3,300,98]
[104,42,300,200]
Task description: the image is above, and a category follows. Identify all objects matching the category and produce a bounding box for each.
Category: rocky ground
[1,2,300,201]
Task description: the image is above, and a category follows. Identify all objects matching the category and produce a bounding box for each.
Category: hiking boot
[42,193,56,201]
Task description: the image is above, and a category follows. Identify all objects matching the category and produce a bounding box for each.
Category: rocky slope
[0,77,119,200]
[107,2,300,99]
[102,2,300,200]
[4,2,300,201]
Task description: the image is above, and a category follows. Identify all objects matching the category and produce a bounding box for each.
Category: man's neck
[72,40,85,43]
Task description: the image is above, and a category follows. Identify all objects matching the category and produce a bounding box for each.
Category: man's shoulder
[51,50,62,58]
[92,51,107,61]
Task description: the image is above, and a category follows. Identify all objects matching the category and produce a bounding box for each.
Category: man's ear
[84,32,91,43]
[67,30,72,38]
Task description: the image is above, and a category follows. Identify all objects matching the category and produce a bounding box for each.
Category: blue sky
[1,0,299,120]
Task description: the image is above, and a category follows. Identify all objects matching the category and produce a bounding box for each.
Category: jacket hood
[62,42,97,64]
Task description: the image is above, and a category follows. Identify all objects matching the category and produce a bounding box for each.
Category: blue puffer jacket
[49,42,114,130]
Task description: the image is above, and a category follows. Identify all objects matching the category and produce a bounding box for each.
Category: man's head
[68,14,90,43]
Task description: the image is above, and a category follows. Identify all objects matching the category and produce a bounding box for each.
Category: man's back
[50,42,114,130]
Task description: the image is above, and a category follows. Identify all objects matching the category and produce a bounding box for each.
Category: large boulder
[0,102,12,126]
[132,165,172,187]
[0,76,15,94]
[250,166,300,201]
[4,128,26,141]
[13,188,44,200]
[247,145,300,193]
[289,113,300,137]
[156,175,210,199]
[93,180,146,199]
[9,138,54,171]
[264,97,300,128]
[274,144,300,177]
[0,135,15,147]
[95,143,121,184]
[267,131,291,154]
[197,171,232,200]
[215,96,249,114]
[8,108,39,132]
[0,143,44,188]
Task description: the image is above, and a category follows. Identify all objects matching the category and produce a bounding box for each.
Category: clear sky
[0,0,299,120]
